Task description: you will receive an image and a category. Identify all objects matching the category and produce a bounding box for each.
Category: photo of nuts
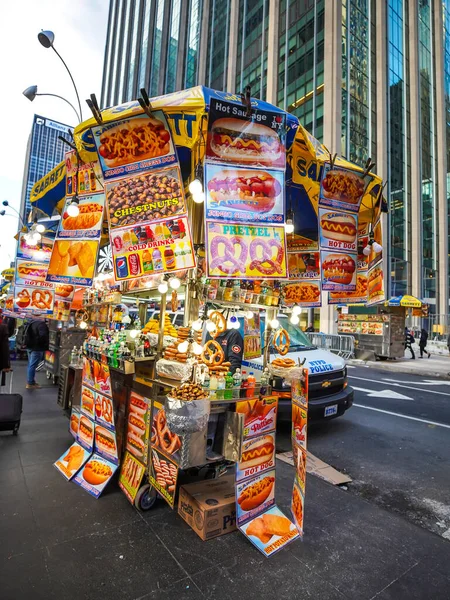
[106,167,186,229]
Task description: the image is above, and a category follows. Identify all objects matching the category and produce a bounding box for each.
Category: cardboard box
[178,475,237,540]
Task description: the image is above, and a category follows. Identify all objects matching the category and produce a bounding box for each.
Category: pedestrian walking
[418,327,431,359]
[305,323,314,332]
[0,318,11,373]
[24,319,49,389]
[405,327,415,359]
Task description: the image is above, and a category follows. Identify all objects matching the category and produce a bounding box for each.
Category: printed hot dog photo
[205,164,284,223]
[206,98,286,169]
[319,165,366,210]
[94,425,118,462]
[73,454,118,498]
[320,251,357,291]
[126,392,150,463]
[319,209,358,251]
[236,432,276,481]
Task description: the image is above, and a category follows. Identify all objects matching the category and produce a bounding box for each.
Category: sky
[0,0,109,272]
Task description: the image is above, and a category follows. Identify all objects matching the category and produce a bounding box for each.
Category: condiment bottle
[239,281,248,303]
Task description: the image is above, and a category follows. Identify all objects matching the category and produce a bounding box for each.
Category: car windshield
[260,316,315,349]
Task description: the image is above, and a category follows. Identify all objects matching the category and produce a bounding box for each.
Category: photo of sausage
[321,213,357,244]
[238,476,275,512]
[239,435,275,471]
[322,253,356,285]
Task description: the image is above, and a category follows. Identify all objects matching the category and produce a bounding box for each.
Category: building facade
[101,0,450,315]
[19,115,72,222]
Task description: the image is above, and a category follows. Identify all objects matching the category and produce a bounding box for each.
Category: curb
[346,359,450,380]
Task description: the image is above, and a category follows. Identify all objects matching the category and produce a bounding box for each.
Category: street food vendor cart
[5,85,386,557]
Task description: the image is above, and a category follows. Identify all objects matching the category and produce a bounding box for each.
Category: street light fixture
[36,29,83,122]
[23,85,80,123]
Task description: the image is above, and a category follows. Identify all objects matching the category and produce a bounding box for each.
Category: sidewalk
[348,353,450,379]
[1,362,450,600]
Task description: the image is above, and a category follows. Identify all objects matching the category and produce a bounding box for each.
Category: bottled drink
[209,373,218,400]
[239,281,248,303]
[223,280,233,302]
[152,249,163,270]
[245,281,254,304]
[240,371,248,398]
[202,372,210,396]
[260,368,270,396]
[70,346,77,367]
[217,373,225,400]
[224,372,234,400]
[232,368,242,399]
[247,372,256,398]
[232,280,240,302]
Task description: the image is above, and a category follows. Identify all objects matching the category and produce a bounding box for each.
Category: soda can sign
[128,253,141,276]
[115,257,128,279]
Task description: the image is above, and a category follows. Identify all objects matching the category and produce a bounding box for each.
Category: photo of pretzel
[31,289,53,310]
[154,408,181,456]
[201,340,225,366]
[101,397,113,423]
[208,311,226,338]
[209,235,248,275]
[249,239,284,275]
[274,328,290,355]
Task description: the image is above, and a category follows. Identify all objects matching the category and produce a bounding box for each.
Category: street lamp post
[36,30,83,122]
[22,85,80,123]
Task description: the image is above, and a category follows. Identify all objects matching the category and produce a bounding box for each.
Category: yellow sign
[30,161,65,204]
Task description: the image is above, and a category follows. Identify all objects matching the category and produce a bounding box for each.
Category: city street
[278,365,450,540]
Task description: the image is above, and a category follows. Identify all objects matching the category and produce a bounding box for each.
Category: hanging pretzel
[201,340,225,366]
[274,328,290,355]
[208,310,226,338]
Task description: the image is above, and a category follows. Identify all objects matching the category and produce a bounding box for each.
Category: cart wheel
[134,484,157,511]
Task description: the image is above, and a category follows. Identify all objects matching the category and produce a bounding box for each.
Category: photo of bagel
[96,115,172,168]
[238,476,275,512]
[82,459,113,486]
[209,118,283,165]
[322,253,356,286]
[239,435,274,471]
[321,213,357,244]
[207,169,282,214]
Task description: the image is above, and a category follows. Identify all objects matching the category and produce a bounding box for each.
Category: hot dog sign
[205,221,288,279]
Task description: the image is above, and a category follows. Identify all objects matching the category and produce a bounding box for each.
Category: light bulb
[285,219,294,234]
[79,320,87,330]
[207,309,214,317]
[372,242,383,253]
[122,315,131,325]
[192,342,203,355]
[169,277,181,289]
[158,282,168,294]
[191,319,203,331]
[292,305,302,316]
[178,340,189,353]
[35,223,45,233]
[32,232,41,243]
[193,191,205,204]
[246,311,253,319]
[130,329,139,339]
[206,320,217,333]
[363,246,371,256]
[67,202,80,217]
[270,318,280,329]
[290,315,300,325]
[189,178,203,195]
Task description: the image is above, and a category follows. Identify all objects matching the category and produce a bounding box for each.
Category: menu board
[56,194,105,240]
[111,215,195,281]
[206,98,286,170]
[319,209,357,252]
[290,370,308,537]
[65,149,103,197]
[73,453,118,499]
[205,164,285,224]
[319,164,367,213]
[126,392,151,464]
[91,111,177,180]
[206,221,287,279]
[283,281,321,307]
[16,231,55,262]
[320,250,356,292]
[13,283,54,315]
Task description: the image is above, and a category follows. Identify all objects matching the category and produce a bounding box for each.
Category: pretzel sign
[209,311,226,338]
[249,239,284,276]
[209,235,248,275]
[274,328,290,355]
[201,340,225,366]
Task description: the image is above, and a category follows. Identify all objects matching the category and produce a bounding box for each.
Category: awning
[29,160,66,217]
[387,295,422,308]
[1,268,15,281]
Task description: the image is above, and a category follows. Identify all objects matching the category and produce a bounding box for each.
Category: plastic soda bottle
[202,371,210,396]
[246,372,256,398]
[260,368,270,396]
[233,368,242,399]
[240,371,248,398]
[209,373,218,400]
[217,373,226,400]
[224,372,234,399]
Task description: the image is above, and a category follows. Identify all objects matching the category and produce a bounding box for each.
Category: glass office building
[19,115,71,223]
[101,0,450,315]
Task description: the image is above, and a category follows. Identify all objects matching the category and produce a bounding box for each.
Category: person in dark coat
[0,320,11,372]
[305,323,314,332]
[25,319,49,389]
[419,328,431,358]
[405,328,415,359]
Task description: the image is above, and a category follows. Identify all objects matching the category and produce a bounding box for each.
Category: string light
[372,242,383,253]
[270,318,280,329]
[246,311,253,319]
[290,314,300,325]
[169,276,181,289]
[363,246,371,256]
[285,219,294,234]
[130,329,139,339]
[191,319,203,332]
[67,202,80,217]
[35,223,45,233]
[79,320,87,329]
[193,191,205,204]
[177,340,189,353]
[292,305,302,316]
[206,320,217,333]
[158,282,168,294]
[189,179,203,195]
[192,342,204,355]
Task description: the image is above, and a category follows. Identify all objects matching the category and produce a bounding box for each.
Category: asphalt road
[277,364,450,540]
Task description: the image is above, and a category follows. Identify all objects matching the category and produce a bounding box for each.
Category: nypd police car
[242,322,353,422]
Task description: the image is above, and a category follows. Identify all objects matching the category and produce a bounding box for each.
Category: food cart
[6,86,386,557]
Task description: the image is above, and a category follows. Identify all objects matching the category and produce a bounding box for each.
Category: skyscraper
[19,115,72,222]
[101,0,450,316]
